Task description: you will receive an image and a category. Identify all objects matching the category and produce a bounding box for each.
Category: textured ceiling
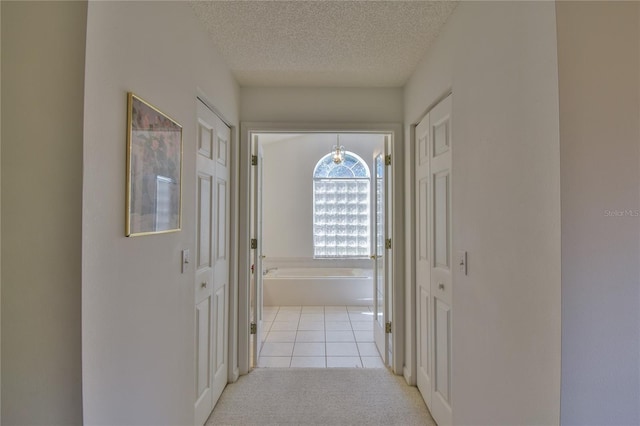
[190,1,457,88]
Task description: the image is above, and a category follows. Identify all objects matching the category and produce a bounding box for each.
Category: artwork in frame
[126,92,182,237]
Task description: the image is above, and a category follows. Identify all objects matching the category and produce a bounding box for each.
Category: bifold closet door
[195,100,230,425]
[415,94,453,426]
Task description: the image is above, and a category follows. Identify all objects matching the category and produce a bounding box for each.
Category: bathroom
[256,132,385,368]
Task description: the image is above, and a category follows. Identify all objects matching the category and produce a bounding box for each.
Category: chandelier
[332,135,345,164]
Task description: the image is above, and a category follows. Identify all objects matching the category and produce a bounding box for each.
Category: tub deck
[263,267,373,306]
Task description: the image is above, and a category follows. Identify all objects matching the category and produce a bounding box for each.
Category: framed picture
[126,92,182,236]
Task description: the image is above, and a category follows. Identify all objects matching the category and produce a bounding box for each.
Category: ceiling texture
[190,1,458,88]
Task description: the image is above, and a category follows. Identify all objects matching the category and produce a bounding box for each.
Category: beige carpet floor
[206,368,436,426]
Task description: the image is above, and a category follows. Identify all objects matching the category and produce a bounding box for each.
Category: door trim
[238,122,404,376]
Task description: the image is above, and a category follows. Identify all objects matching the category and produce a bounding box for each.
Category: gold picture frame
[126,92,182,237]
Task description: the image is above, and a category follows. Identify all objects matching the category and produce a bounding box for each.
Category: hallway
[206,368,435,425]
[3,2,639,425]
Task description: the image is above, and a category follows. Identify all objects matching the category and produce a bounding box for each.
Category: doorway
[257,133,383,368]
[237,124,404,375]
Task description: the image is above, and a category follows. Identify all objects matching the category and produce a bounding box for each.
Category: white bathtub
[263,267,373,306]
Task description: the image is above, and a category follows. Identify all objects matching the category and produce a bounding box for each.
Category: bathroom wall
[262,133,381,269]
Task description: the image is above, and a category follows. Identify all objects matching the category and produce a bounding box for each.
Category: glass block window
[313,152,370,258]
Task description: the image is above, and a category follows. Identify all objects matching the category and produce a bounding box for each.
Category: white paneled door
[415,94,453,426]
[373,136,393,366]
[195,100,230,426]
[415,111,432,408]
[251,139,265,366]
[373,153,387,364]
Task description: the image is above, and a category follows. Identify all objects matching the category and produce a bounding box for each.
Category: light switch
[182,249,190,273]
[458,251,467,275]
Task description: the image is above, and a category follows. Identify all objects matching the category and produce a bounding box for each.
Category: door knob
[201,282,207,289]
[438,283,445,290]
[370,255,377,260]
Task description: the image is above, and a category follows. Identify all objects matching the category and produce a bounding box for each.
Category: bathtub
[263,267,373,306]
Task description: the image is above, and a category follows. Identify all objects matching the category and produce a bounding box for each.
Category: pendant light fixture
[332,134,345,164]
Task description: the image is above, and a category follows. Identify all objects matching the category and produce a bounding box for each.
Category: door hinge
[385,238,392,250]
[251,238,258,249]
[251,155,258,166]
[385,321,392,334]
[385,155,391,166]
[250,322,257,335]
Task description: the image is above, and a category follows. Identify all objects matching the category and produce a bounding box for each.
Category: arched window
[313,152,370,258]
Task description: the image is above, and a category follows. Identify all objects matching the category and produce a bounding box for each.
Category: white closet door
[194,100,230,425]
[415,94,453,425]
[430,94,453,426]
[415,112,432,408]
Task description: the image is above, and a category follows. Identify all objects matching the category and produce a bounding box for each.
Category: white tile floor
[257,305,385,369]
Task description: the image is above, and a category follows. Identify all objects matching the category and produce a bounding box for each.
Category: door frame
[238,122,404,375]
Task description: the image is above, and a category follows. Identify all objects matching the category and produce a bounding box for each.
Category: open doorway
[238,123,404,377]
[245,131,393,370]
[256,133,383,368]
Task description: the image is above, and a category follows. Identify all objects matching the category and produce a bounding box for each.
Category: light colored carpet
[206,368,436,426]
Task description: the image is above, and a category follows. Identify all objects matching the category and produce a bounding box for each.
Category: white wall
[262,133,380,264]
[0,2,3,422]
[404,2,561,424]
[0,3,3,421]
[241,87,403,123]
[1,1,86,423]
[557,3,640,424]
[82,2,238,424]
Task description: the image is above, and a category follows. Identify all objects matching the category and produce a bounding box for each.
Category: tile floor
[257,305,385,369]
